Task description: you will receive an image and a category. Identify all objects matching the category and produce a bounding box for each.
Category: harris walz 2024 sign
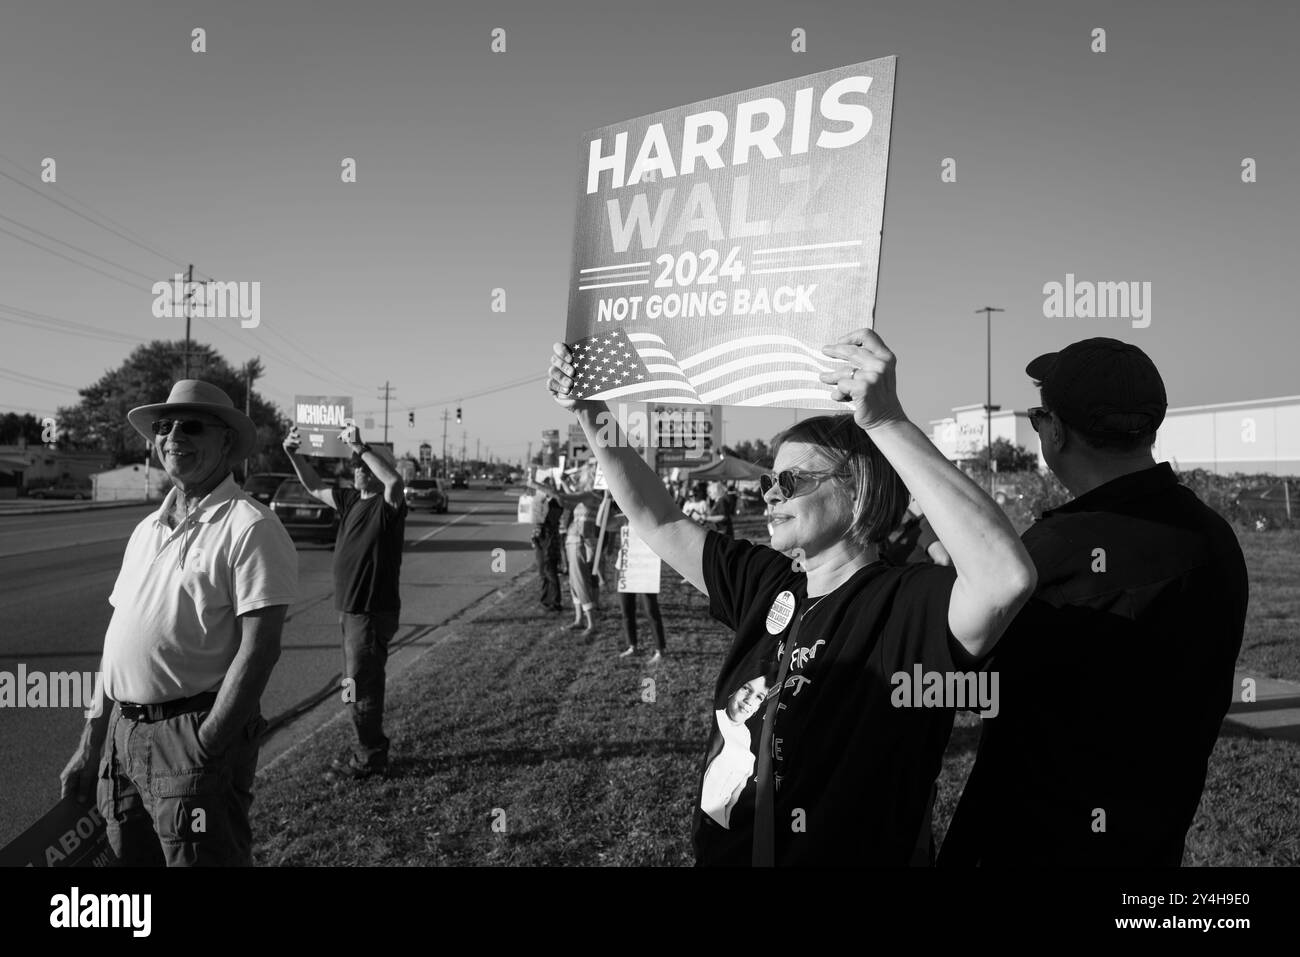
[565,57,895,410]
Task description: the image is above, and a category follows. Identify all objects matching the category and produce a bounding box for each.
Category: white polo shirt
[101,474,298,704]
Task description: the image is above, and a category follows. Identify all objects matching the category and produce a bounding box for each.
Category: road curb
[0,500,155,517]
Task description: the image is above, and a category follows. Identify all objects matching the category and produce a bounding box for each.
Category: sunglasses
[1027,407,1052,432]
[151,418,219,437]
[758,468,842,499]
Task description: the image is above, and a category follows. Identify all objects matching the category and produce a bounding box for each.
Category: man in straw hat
[283,421,405,781]
[59,379,299,866]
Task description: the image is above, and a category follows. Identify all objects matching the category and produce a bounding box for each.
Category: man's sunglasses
[1027,407,1052,432]
[151,418,219,437]
[758,468,842,499]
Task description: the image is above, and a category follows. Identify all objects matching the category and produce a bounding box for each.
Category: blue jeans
[98,703,263,867]
[340,611,400,767]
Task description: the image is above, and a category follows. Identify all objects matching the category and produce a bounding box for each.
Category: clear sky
[1,0,1296,461]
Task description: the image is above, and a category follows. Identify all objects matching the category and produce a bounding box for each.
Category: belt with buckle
[117,691,219,723]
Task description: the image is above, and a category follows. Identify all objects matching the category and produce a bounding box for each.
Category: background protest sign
[294,395,354,458]
[0,797,116,867]
[565,57,895,410]
[617,524,662,593]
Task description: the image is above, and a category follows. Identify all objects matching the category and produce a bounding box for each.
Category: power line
[0,221,144,292]
[0,304,144,346]
[0,157,187,270]
[354,374,540,417]
[0,366,80,392]
[410,374,540,409]
[0,208,159,282]
[256,320,370,393]
[198,320,366,397]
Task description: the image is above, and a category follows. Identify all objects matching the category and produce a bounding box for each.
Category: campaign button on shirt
[765,590,796,634]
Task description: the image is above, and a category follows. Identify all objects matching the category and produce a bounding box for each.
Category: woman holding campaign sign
[547,328,1036,866]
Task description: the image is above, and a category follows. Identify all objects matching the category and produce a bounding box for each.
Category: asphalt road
[0,485,535,848]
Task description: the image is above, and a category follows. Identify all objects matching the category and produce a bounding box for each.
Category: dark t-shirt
[695,531,959,866]
[940,464,1249,867]
[331,488,406,614]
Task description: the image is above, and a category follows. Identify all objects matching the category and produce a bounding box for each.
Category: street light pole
[974,306,1005,495]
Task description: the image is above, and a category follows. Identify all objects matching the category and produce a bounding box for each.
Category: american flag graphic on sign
[569,328,838,407]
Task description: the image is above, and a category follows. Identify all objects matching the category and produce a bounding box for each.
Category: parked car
[243,471,293,507]
[405,478,449,513]
[271,478,339,544]
[27,479,91,500]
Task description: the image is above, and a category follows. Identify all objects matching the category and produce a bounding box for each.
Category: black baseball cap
[1026,338,1167,435]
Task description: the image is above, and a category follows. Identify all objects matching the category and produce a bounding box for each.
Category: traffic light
[456,406,462,424]
[408,411,415,427]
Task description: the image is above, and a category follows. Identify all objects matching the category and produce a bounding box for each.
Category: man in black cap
[940,338,1248,867]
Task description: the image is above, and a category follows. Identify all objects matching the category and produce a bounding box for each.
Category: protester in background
[60,380,297,865]
[549,328,1036,866]
[285,424,406,781]
[599,504,668,660]
[941,339,1248,867]
[683,483,710,525]
[706,480,736,539]
[559,476,605,633]
[883,497,952,566]
[524,474,565,612]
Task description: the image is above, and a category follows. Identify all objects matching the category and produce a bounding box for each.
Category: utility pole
[461,430,467,471]
[476,438,480,464]
[377,382,395,445]
[440,410,450,478]
[183,264,193,378]
[974,306,1005,496]
[243,358,259,479]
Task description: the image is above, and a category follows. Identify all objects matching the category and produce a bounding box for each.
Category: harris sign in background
[565,57,895,410]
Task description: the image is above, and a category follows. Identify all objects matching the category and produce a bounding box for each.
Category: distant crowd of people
[525,467,667,660]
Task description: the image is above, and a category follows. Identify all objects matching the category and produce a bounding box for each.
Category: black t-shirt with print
[331,487,406,614]
[694,531,959,866]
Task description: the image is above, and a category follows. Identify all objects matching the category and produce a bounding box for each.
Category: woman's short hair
[770,413,909,549]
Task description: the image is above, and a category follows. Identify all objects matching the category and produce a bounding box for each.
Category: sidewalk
[1224,671,1300,742]
[0,499,152,517]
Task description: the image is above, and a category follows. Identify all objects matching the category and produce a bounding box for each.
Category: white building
[1154,395,1300,475]
[930,395,1300,476]
[929,404,1044,469]
[92,462,169,501]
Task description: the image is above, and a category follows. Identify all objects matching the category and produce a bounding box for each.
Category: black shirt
[331,488,407,614]
[696,531,959,866]
[940,463,1248,867]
